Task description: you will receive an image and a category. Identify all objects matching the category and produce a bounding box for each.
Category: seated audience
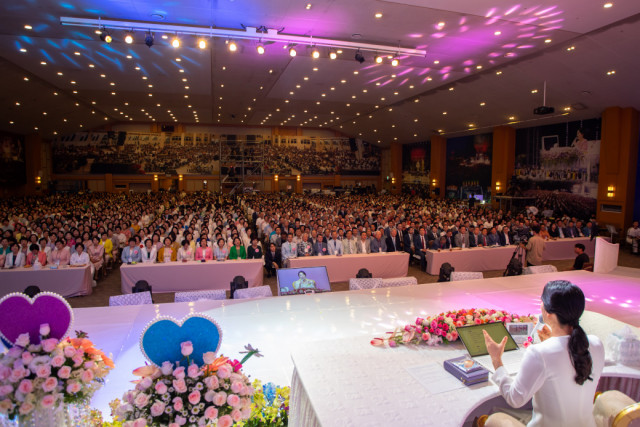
[121,238,142,263]
[157,237,176,263]
[177,240,194,262]
[247,238,263,259]
[229,237,247,260]
[213,238,228,261]
[264,242,281,277]
[49,239,70,266]
[141,238,157,263]
[4,242,25,268]
[196,238,214,261]
[26,243,47,267]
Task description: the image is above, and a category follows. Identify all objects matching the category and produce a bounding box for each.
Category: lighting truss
[60,17,427,57]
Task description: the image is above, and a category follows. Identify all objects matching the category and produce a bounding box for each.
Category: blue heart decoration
[140,314,222,367]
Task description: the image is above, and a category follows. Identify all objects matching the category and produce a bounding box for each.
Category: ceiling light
[391,57,399,66]
[355,50,365,63]
[442,111,447,115]
[198,39,207,49]
[375,55,383,64]
[289,47,297,57]
[544,39,552,43]
[531,89,538,94]
[40,61,46,65]
[24,24,33,30]
[124,33,134,44]
[19,48,27,53]
[144,32,154,47]
[172,37,180,48]
[603,2,613,8]
[257,44,265,54]
[306,3,312,10]
[437,21,445,29]
[329,50,337,59]
[494,31,501,36]
[375,12,383,18]
[496,71,502,75]
[480,102,486,106]
[100,31,112,43]
[312,48,320,59]
[509,116,515,120]
[607,70,616,75]
[434,60,440,64]
[228,40,237,52]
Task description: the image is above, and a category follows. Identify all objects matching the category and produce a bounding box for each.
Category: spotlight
[99,30,112,43]
[198,39,207,49]
[391,56,399,66]
[144,33,154,48]
[312,48,320,58]
[257,44,265,54]
[228,40,237,52]
[172,37,180,48]
[329,50,337,59]
[355,50,365,63]
[124,33,133,44]
[289,47,297,57]
[375,55,383,64]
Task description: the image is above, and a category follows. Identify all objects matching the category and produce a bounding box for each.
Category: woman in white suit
[3,243,25,269]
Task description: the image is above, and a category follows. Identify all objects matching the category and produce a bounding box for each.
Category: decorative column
[491,126,516,206]
[430,134,446,199]
[390,141,402,194]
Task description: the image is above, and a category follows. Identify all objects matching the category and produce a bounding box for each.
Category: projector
[533,106,555,115]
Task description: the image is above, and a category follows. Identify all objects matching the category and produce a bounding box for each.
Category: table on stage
[288,252,409,283]
[0,265,92,298]
[119,259,264,293]
[425,237,601,275]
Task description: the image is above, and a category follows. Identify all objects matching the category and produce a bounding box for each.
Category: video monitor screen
[276,266,331,296]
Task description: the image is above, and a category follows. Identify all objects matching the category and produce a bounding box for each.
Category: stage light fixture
[289,47,297,57]
[228,40,237,51]
[99,29,112,43]
[375,55,383,64]
[124,33,134,44]
[172,36,180,48]
[257,44,265,54]
[198,39,207,49]
[355,50,365,63]
[391,56,399,66]
[329,49,337,59]
[312,48,320,58]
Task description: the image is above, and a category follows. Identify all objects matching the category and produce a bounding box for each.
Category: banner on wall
[513,118,601,218]
[0,135,26,185]
[402,141,431,185]
[445,133,493,200]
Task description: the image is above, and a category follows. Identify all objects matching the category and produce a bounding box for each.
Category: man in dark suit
[385,229,402,252]
[498,226,514,246]
[264,242,281,278]
[313,235,329,256]
[403,227,415,257]
[444,230,454,248]
[427,226,439,243]
[469,227,478,248]
[486,227,500,246]
[413,227,428,271]
[563,221,579,238]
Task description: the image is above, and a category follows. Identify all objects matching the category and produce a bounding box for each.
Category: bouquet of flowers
[0,325,114,421]
[110,343,261,427]
[236,380,289,427]
[371,308,537,348]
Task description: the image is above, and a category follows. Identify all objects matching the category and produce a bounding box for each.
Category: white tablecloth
[594,237,620,273]
[119,259,264,293]
[0,265,92,298]
[289,252,409,282]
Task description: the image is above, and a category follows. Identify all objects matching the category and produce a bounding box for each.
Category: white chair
[348,278,383,290]
[234,285,273,299]
[523,265,558,275]
[380,276,418,288]
[450,272,484,281]
[174,290,227,302]
[109,292,153,307]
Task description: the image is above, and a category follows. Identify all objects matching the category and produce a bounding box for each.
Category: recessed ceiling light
[442,111,447,115]
[476,65,482,69]
[531,89,538,94]
[606,70,616,75]
[40,61,46,65]
[437,21,445,29]
[480,102,486,106]
[126,55,132,59]
[544,39,552,43]
[494,31,501,36]
[603,2,613,8]
[563,106,571,111]
[434,60,440,64]
[353,71,358,74]
[199,39,207,49]
[306,3,312,10]
[496,71,502,75]
[172,37,180,48]
[375,12,383,18]
[313,67,318,71]
[24,24,33,30]
[449,87,454,91]
[19,48,27,53]
[74,51,81,56]
[509,116,515,120]
[567,46,575,51]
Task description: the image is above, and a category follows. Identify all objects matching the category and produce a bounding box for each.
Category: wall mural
[0,134,26,185]
[402,141,431,185]
[445,133,493,200]
[513,118,601,218]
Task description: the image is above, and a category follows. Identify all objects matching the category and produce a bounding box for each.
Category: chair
[348,278,383,290]
[450,272,483,281]
[523,265,558,275]
[233,285,273,299]
[230,275,248,299]
[109,291,153,307]
[380,276,418,288]
[606,224,619,243]
[174,289,227,302]
[593,390,639,427]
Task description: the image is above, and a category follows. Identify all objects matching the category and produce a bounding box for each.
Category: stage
[68,269,640,422]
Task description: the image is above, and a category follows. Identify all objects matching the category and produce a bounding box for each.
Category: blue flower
[263,382,277,404]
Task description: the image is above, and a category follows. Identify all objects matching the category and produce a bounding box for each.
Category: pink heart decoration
[0,292,73,345]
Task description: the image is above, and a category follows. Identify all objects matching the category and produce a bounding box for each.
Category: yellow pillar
[597,107,639,230]
[430,135,446,199]
[334,174,341,187]
[390,142,402,194]
[295,176,303,193]
[491,126,516,204]
[151,175,159,192]
[105,174,114,193]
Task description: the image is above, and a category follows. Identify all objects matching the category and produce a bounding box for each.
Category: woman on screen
[292,270,317,291]
[483,280,604,426]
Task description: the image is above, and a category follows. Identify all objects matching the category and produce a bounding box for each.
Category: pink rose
[154,381,167,395]
[133,418,147,427]
[204,390,216,402]
[445,333,453,341]
[51,355,65,368]
[150,401,165,417]
[180,341,193,357]
[18,379,33,394]
[173,379,187,393]
[161,361,173,376]
[202,352,217,365]
[230,381,244,394]
[15,333,30,348]
[187,364,200,379]
[204,406,218,420]
[474,318,482,325]
[204,375,219,389]
[231,409,243,422]
[227,394,241,408]
[133,393,150,409]
[213,392,227,406]
[41,338,58,353]
[173,366,185,379]
[136,377,152,391]
[217,415,233,427]
[0,385,13,396]
[217,365,231,379]
[188,390,201,405]
[83,361,95,370]
[450,331,459,341]
[415,317,424,325]
[0,365,10,381]
[57,366,72,379]
[41,394,56,409]
[63,346,76,358]
[388,340,397,348]
[421,332,431,341]
[66,382,81,394]
[81,369,94,383]
[174,415,186,426]
[19,401,35,415]
[172,397,183,411]
[42,377,58,392]
[72,355,83,367]
[522,341,531,348]
[21,352,34,364]
[39,324,51,337]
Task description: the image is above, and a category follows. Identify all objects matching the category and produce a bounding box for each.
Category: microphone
[529,314,545,340]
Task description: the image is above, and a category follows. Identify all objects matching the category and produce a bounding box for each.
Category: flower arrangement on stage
[0,327,114,421]
[371,308,537,348]
[236,380,290,427]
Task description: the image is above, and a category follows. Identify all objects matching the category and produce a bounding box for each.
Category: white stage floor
[66,269,640,419]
